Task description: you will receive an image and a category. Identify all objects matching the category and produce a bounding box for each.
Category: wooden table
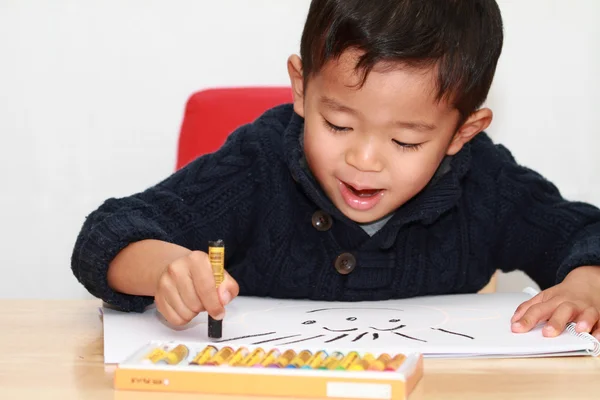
[1,300,598,400]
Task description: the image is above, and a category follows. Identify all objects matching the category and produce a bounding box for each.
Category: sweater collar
[282,108,472,247]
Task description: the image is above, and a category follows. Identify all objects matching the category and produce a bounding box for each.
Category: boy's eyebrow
[320,96,437,132]
[320,96,359,116]
[395,120,437,132]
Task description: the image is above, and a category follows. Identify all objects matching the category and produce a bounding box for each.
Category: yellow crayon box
[114,340,424,399]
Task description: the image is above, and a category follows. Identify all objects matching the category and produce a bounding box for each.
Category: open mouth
[338,180,385,211]
[343,182,383,198]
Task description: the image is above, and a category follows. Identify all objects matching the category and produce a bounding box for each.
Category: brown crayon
[384,354,407,371]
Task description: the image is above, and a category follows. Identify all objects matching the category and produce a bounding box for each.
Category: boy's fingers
[512,300,558,333]
[592,325,600,341]
[543,302,578,337]
[575,307,600,333]
[511,293,544,323]
[156,296,186,326]
[187,251,224,320]
[219,271,240,306]
[164,287,197,324]
[167,258,204,314]
[175,271,205,314]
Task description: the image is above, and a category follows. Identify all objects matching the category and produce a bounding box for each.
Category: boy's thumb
[218,271,239,306]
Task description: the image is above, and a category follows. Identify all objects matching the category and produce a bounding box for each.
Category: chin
[339,207,389,224]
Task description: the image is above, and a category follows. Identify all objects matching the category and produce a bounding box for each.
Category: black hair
[300,0,504,121]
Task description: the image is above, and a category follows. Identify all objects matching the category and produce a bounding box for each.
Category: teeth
[346,183,380,197]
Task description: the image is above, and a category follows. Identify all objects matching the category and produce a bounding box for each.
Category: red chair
[176,87,293,170]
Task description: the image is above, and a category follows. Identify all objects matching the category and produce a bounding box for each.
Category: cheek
[303,124,339,174]
[388,146,447,187]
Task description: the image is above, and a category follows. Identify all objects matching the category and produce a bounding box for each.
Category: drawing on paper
[217,304,492,346]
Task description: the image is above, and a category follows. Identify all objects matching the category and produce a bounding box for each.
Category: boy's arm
[489,144,600,289]
[71,124,263,312]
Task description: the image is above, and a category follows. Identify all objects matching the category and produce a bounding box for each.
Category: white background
[1,0,598,299]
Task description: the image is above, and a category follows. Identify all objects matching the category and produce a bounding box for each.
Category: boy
[71,0,600,340]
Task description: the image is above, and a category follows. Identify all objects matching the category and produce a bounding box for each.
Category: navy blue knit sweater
[71,104,600,312]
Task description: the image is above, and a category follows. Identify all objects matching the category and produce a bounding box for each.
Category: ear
[287,54,305,118]
[446,108,493,156]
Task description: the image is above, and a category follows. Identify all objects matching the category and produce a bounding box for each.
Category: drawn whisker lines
[215,326,474,346]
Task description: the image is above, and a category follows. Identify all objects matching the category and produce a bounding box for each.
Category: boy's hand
[511,266,600,340]
[154,251,239,326]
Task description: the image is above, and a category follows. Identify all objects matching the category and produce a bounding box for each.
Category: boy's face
[288,51,492,224]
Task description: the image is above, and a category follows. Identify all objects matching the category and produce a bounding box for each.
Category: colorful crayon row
[142,344,407,372]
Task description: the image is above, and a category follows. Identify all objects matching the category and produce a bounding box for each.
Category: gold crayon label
[208,246,225,287]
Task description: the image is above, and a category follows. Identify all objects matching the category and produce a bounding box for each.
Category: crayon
[348,358,370,371]
[226,347,250,366]
[205,346,234,366]
[256,348,280,367]
[302,350,328,369]
[368,353,392,371]
[267,349,296,368]
[335,351,359,370]
[384,354,407,371]
[237,347,266,367]
[318,351,344,370]
[190,345,218,365]
[141,345,169,364]
[362,353,376,364]
[208,240,225,339]
[347,353,375,371]
[286,350,313,368]
[158,344,189,365]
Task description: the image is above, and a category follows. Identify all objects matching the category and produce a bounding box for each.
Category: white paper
[102,292,596,364]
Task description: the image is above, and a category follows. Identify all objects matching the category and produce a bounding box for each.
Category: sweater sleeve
[490,144,600,290]
[71,124,264,312]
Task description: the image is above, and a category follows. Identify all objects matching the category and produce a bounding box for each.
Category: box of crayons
[114,340,423,399]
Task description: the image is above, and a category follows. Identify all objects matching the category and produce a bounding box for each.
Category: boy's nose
[345,142,384,173]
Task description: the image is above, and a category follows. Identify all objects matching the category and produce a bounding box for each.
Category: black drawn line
[373,333,379,340]
[431,327,475,340]
[216,331,276,343]
[306,307,403,313]
[251,334,301,345]
[277,335,325,345]
[369,324,406,332]
[324,327,358,332]
[393,332,427,343]
[352,332,368,342]
[325,334,349,343]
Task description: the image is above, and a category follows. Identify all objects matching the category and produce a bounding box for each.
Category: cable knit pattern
[71,104,600,312]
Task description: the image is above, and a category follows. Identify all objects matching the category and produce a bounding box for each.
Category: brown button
[312,210,332,231]
[334,253,356,275]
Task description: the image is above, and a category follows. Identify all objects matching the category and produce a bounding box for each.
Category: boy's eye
[392,139,422,151]
[324,119,350,132]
